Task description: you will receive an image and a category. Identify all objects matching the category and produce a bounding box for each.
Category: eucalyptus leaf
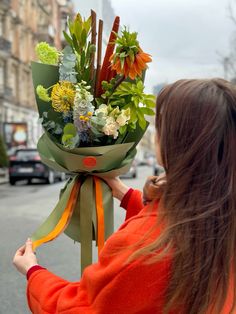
[54,125,63,135]
[42,112,48,119]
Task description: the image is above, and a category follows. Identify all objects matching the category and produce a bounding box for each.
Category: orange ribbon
[32,179,81,251]
[94,177,105,254]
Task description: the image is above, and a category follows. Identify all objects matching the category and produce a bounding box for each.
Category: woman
[13,78,236,314]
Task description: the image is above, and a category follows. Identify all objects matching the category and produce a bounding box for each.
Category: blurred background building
[73,0,115,41]
[0,0,117,152]
[0,0,74,150]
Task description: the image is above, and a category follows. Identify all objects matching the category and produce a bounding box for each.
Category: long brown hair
[143,79,236,313]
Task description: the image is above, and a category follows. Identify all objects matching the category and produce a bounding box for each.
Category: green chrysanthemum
[35,42,59,65]
[36,85,51,102]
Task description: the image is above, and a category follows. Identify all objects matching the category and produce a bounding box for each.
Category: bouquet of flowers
[31,11,155,272]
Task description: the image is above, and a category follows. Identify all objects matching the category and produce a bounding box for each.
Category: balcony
[0,0,10,11]
[0,36,11,58]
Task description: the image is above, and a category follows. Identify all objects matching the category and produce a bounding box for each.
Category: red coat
[26,190,234,314]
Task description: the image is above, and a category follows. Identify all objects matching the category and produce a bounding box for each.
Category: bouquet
[31,11,155,273]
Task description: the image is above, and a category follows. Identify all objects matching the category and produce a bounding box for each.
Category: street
[0,166,152,314]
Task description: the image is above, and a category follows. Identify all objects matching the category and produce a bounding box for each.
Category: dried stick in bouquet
[97,16,120,96]
[95,19,103,97]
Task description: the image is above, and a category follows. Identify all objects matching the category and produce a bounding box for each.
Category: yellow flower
[80,116,85,121]
[87,111,93,117]
[51,81,75,113]
[84,117,89,122]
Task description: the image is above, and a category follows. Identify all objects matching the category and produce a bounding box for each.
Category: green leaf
[74,18,82,42]
[117,82,130,92]
[62,134,73,142]
[137,81,144,92]
[119,125,127,135]
[62,133,79,149]
[63,31,73,46]
[136,109,147,130]
[120,57,125,69]
[129,50,135,62]
[84,16,91,33]
[143,99,156,108]
[67,18,74,36]
[81,29,87,47]
[139,107,155,115]
[63,123,77,136]
[130,108,137,123]
[119,52,127,58]
[132,96,140,107]
[72,34,80,52]
[80,50,86,68]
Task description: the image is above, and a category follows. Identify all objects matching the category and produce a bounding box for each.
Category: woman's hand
[102,177,129,201]
[13,238,38,276]
[143,173,166,204]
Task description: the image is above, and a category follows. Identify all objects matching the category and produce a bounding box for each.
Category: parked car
[120,160,138,179]
[137,153,155,167]
[153,164,165,176]
[9,148,65,185]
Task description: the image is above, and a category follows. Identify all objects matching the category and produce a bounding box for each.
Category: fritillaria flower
[110,28,152,80]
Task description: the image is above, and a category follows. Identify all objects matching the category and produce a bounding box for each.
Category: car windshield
[16,150,39,159]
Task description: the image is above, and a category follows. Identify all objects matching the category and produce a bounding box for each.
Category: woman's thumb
[25,238,33,253]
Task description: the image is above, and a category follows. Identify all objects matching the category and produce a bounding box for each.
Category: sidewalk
[0,168,8,184]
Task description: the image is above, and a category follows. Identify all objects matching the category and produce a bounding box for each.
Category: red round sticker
[83,156,97,168]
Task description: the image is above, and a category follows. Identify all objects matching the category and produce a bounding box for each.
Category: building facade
[0,0,74,149]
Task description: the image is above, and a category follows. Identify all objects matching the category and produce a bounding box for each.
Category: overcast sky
[74,0,236,92]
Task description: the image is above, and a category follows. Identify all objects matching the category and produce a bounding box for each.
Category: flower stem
[111,75,125,93]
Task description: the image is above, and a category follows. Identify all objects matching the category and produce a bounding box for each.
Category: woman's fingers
[25,238,34,254]
[143,173,166,202]
[14,245,26,257]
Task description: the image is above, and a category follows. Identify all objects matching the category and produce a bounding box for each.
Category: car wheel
[133,173,137,178]
[9,178,16,186]
[27,179,32,185]
[46,171,55,184]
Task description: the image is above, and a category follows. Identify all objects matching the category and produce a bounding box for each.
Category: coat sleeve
[27,222,170,314]
[120,189,144,220]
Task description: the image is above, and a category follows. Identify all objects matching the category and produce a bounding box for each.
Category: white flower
[75,84,93,103]
[95,104,108,116]
[109,106,120,118]
[73,85,95,121]
[84,92,93,102]
[106,116,116,124]
[116,108,130,126]
[116,114,128,126]
[102,117,119,139]
[74,98,94,118]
